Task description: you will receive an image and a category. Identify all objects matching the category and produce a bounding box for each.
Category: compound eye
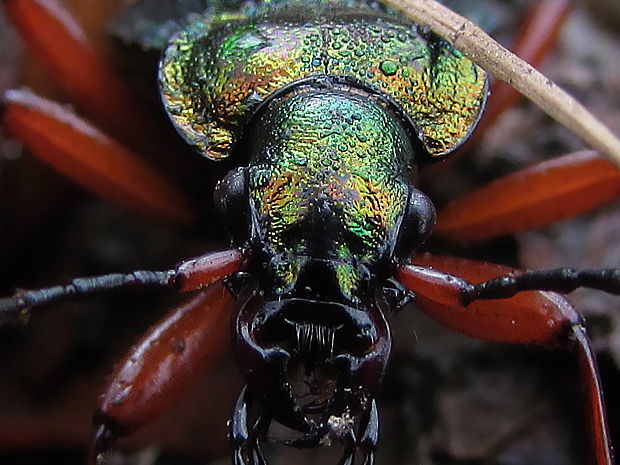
[394,188,436,261]
[214,167,249,242]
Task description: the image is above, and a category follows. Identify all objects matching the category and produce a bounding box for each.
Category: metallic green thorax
[159,0,487,301]
[160,0,487,160]
[247,88,412,299]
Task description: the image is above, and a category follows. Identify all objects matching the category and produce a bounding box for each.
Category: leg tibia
[90,281,249,464]
[397,254,614,465]
[3,0,153,147]
[2,89,196,223]
[572,325,614,465]
[0,249,244,326]
[397,254,581,345]
[436,151,620,242]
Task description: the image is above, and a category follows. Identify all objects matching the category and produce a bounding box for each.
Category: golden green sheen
[160,1,487,160]
[248,90,412,297]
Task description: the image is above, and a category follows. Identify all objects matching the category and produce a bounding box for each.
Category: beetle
[0,0,619,464]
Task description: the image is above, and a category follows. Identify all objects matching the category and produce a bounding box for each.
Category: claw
[233,448,247,465]
[361,452,375,465]
[251,445,267,465]
[359,401,378,465]
[88,421,117,465]
[232,429,268,465]
[338,447,355,465]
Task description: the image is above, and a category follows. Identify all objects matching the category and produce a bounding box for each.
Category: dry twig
[383,0,620,167]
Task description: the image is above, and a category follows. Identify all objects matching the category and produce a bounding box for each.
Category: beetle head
[233,294,391,438]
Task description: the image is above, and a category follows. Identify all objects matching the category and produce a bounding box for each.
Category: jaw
[232,296,392,434]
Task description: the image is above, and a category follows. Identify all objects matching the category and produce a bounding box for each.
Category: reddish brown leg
[435,150,620,242]
[0,248,245,458]
[573,325,612,465]
[90,279,253,465]
[0,249,245,325]
[2,0,154,148]
[395,254,613,465]
[466,0,573,146]
[1,89,196,223]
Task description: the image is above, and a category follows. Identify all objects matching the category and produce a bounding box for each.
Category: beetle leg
[572,324,612,465]
[333,400,378,465]
[231,387,251,465]
[397,254,589,344]
[400,263,620,307]
[358,400,379,465]
[466,268,620,300]
[2,0,156,149]
[89,280,253,465]
[249,415,270,465]
[247,415,271,465]
[231,387,271,465]
[435,150,620,242]
[337,428,357,465]
[1,89,196,223]
[466,0,572,146]
[396,254,614,465]
[0,249,244,326]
